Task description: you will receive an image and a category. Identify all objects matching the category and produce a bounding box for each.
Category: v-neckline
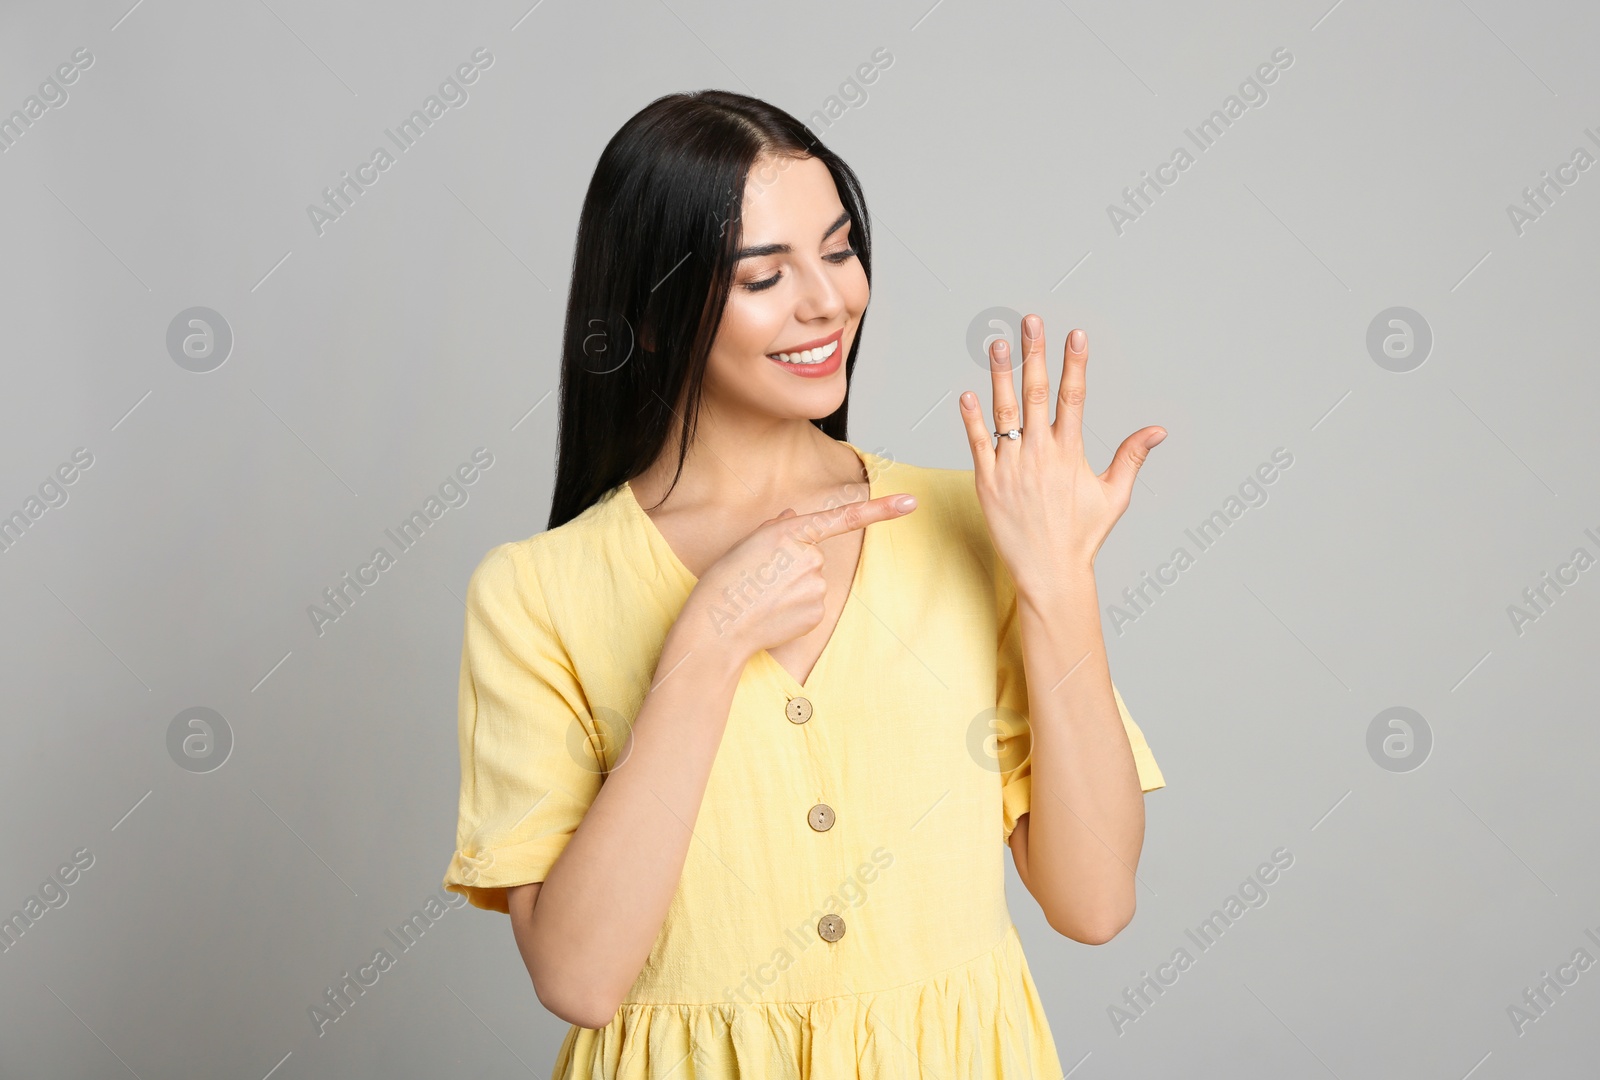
[620,440,878,695]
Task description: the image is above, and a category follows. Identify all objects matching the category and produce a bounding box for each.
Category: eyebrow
[734,210,852,260]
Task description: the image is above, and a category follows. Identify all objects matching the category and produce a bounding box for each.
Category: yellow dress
[442,440,1165,1079]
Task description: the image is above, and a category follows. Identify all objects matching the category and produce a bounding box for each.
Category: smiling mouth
[769,340,838,365]
[767,328,843,366]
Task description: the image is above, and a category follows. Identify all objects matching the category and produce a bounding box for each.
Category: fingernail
[894,495,917,512]
[1069,328,1085,351]
[994,340,1008,357]
[1023,314,1040,338]
[960,391,977,410]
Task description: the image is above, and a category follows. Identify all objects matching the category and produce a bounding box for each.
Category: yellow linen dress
[442,441,1165,1079]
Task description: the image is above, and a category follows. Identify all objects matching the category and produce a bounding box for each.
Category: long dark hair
[545,90,873,530]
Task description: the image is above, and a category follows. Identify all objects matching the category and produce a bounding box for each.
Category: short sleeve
[442,541,603,913]
[996,563,1166,846]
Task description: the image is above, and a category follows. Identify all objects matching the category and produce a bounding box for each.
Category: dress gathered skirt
[554,925,1061,1078]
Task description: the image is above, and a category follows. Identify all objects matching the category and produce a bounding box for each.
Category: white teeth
[768,340,838,365]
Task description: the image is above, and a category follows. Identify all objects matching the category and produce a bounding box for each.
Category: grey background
[1,0,1596,1077]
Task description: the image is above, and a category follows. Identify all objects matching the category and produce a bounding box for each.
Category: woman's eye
[740,249,857,293]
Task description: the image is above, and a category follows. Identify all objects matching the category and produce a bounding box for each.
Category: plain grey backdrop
[2,0,1597,1076]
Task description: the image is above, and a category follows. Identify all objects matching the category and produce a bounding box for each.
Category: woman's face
[703,153,869,420]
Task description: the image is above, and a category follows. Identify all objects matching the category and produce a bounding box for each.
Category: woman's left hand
[958,314,1166,598]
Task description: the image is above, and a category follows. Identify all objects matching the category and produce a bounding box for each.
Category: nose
[791,254,847,324]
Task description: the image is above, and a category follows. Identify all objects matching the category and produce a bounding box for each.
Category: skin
[959,319,1167,943]
[507,151,1166,1028]
[620,150,879,687]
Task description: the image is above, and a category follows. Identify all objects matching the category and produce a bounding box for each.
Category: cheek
[714,291,787,363]
[843,265,870,314]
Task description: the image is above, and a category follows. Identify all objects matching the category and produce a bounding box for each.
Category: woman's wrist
[660,611,754,687]
[1014,564,1099,613]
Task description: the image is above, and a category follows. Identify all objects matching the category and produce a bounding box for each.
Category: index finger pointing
[784,492,918,545]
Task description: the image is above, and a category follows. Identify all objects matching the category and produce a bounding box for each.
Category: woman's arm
[507,620,746,1027]
[957,313,1165,945]
[1006,571,1145,944]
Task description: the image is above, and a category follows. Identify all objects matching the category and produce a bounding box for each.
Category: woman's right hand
[674,493,918,665]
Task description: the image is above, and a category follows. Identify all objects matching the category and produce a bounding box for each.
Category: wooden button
[808,803,835,831]
[785,697,813,724]
[817,914,845,942]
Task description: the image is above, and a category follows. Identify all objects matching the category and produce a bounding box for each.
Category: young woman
[443,89,1167,1078]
